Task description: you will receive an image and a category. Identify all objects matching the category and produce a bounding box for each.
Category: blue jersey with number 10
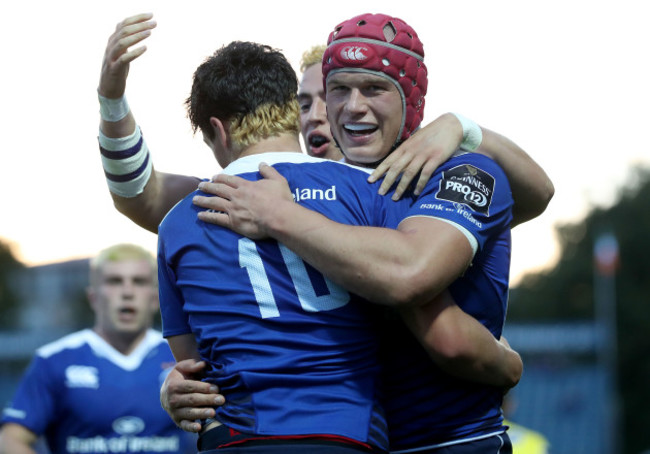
[158,152,393,451]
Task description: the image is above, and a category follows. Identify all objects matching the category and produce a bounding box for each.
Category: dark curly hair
[186,41,300,146]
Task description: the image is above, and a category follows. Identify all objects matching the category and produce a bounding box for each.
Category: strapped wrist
[452,112,483,152]
[98,92,130,122]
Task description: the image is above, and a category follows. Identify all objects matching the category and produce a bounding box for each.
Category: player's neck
[238,133,302,159]
[93,327,147,356]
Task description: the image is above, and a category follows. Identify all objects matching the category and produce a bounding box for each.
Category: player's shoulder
[435,151,512,196]
[159,186,203,235]
[35,329,94,359]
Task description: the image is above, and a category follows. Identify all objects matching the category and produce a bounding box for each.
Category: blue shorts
[392,433,512,454]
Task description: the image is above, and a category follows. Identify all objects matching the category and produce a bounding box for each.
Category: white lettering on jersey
[293,185,337,202]
[66,435,179,453]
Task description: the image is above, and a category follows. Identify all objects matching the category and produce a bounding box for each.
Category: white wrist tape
[98,126,153,198]
[452,112,483,152]
[98,93,130,122]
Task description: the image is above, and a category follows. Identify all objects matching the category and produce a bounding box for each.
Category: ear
[209,116,229,150]
[86,286,98,313]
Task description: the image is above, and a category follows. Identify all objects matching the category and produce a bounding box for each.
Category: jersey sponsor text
[293,185,337,202]
[66,435,179,453]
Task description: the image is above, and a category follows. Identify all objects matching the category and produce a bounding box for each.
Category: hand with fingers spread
[98,13,157,99]
[160,359,225,433]
[193,164,294,239]
[368,113,463,200]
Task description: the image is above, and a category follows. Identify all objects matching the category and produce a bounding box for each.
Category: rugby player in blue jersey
[0,244,195,454]
[96,13,552,454]
[191,13,555,453]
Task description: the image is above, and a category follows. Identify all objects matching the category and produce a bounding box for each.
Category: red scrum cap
[323,13,427,143]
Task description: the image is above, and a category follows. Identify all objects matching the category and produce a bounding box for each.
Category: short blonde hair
[300,45,326,73]
[229,99,300,150]
[90,243,156,286]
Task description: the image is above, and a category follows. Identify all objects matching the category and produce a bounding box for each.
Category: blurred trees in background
[510,166,650,454]
[0,240,24,329]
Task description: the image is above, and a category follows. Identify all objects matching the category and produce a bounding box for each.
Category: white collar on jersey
[221,151,373,176]
[37,329,166,371]
[221,151,326,176]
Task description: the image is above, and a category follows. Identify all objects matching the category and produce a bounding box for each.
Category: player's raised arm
[97,13,200,232]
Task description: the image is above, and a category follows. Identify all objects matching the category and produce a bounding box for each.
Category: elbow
[528,178,555,217]
[512,178,556,226]
[111,193,160,234]
[504,350,523,389]
[539,178,555,211]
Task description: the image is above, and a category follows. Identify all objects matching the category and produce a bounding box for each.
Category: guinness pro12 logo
[436,164,495,215]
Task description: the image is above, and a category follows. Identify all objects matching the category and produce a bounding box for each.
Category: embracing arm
[400,291,522,389]
[474,124,554,227]
[98,13,199,233]
[0,424,38,454]
[161,335,225,432]
[160,359,223,433]
[196,166,472,307]
[194,169,519,388]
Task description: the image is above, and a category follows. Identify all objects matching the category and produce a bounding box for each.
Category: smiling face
[325,71,403,166]
[298,63,343,161]
[88,259,158,344]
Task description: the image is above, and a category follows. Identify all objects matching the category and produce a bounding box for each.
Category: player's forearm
[0,440,36,454]
[98,108,199,232]
[265,201,453,306]
[401,300,522,388]
[167,334,202,363]
[0,425,38,454]
[100,110,137,139]
[111,171,200,233]
[475,128,554,226]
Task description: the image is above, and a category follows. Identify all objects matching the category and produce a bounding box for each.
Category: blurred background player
[0,243,194,454]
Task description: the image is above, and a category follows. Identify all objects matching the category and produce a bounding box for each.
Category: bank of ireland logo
[112,416,145,435]
[340,46,368,61]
